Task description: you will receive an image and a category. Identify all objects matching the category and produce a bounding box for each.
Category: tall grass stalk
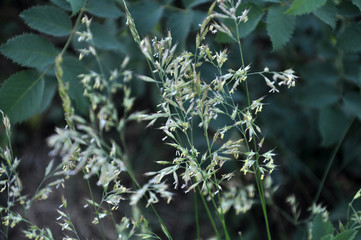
[122,0,298,238]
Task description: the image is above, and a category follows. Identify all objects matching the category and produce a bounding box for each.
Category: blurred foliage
[0,0,361,239]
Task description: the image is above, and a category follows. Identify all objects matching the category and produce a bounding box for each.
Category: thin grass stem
[194,191,201,240]
[234,17,272,240]
[197,186,221,239]
[314,118,354,204]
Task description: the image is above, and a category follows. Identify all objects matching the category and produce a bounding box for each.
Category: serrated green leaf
[286,0,328,15]
[50,0,72,11]
[0,71,44,124]
[38,77,57,113]
[86,0,122,18]
[0,33,58,68]
[20,6,72,37]
[333,230,357,240]
[66,0,85,15]
[182,0,211,8]
[338,23,361,53]
[130,0,164,35]
[313,2,337,29]
[167,10,194,48]
[61,57,89,114]
[267,5,295,50]
[352,0,361,11]
[312,214,335,240]
[319,105,349,147]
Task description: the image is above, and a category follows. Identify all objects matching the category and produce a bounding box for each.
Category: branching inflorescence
[123,0,297,238]
[5,0,361,239]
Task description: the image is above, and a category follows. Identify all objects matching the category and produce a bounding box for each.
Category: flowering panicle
[124,0,298,202]
[220,184,255,215]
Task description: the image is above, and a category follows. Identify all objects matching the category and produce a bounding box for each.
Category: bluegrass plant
[0,0,361,239]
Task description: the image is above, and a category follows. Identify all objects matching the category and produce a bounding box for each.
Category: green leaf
[301,62,338,85]
[343,92,361,121]
[182,0,211,8]
[267,5,295,50]
[216,3,264,43]
[238,3,264,38]
[137,75,158,83]
[130,0,164,35]
[245,0,281,3]
[298,83,339,109]
[167,10,194,48]
[286,0,328,15]
[61,57,89,113]
[66,0,85,15]
[20,6,72,37]
[319,105,349,147]
[50,0,72,11]
[352,0,361,11]
[311,214,334,240]
[38,77,57,113]
[0,33,58,68]
[333,230,357,240]
[136,233,153,239]
[320,234,333,240]
[191,10,208,30]
[160,224,172,240]
[91,22,122,50]
[338,23,361,53]
[343,57,361,86]
[72,22,123,50]
[45,159,55,177]
[337,1,360,18]
[0,70,44,124]
[313,2,337,29]
[86,0,122,18]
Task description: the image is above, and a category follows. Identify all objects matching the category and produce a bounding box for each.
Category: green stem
[99,132,173,240]
[197,186,220,239]
[234,18,272,240]
[59,5,86,57]
[84,171,106,240]
[200,117,231,240]
[122,157,174,240]
[313,118,354,204]
[194,191,201,240]
[253,164,272,240]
